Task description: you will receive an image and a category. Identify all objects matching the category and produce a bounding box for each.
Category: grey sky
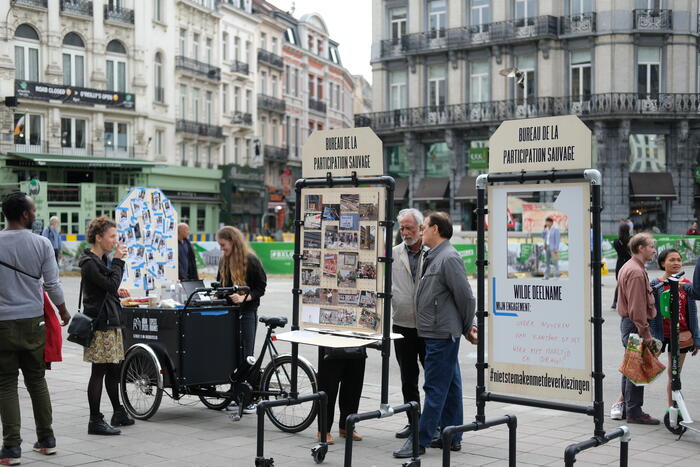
[270,0,372,84]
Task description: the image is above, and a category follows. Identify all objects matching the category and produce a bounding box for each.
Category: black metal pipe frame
[343,402,420,467]
[441,416,518,467]
[564,426,631,467]
[254,391,329,466]
[474,170,627,464]
[670,278,681,392]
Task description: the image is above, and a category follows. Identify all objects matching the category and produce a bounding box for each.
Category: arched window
[15,24,40,81]
[62,33,85,86]
[106,40,127,92]
[154,52,164,102]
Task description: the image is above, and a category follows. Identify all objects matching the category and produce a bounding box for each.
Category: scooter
[653,271,699,438]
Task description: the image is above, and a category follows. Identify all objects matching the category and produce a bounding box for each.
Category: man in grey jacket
[391,208,426,439]
[394,211,477,458]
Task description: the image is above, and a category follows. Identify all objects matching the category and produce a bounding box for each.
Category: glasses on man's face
[419,224,431,232]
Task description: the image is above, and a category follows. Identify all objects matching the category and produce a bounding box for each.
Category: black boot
[88,414,121,435]
[111,406,135,427]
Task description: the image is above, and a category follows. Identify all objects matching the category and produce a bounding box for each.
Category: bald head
[178,223,190,241]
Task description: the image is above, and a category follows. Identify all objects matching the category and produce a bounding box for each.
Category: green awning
[7,152,162,168]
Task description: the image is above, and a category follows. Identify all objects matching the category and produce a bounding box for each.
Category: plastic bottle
[175,281,185,304]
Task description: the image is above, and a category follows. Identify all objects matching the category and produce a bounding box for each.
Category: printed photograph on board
[301,268,321,286]
[340,213,360,231]
[322,204,340,221]
[339,252,358,269]
[338,231,359,249]
[338,268,357,288]
[359,290,377,308]
[304,213,322,230]
[340,194,360,212]
[302,306,320,324]
[320,288,338,306]
[304,231,322,249]
[306,194,322,212]
[324,226,340,249]
[359,203,378,221]
[302,249,321,267]
[338,290,360,306]
[302,287,321,305]
[320,308,356,327]
[359,308,380,332]
[323,253,338,277]
[360,225,376,250]
[356,261,377,280]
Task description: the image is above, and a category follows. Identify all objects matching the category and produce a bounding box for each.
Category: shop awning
[413,177,449,201]
[394,177,409,201]
[7,152,162,168]
[454,175,477,201]
[629,172,676,200]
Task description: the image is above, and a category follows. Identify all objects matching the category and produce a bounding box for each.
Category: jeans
[544,249,559,279]
[620,316,645,418]
[418,337,463,447]
[392,325,425,423]
[0,316,54,447]
[240,310,258,358]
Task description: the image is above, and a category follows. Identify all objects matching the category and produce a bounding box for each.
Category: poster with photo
[115,188,178,295]
[303,249,321,267]
[323,253,337,278]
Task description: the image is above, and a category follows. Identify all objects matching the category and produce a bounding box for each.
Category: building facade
[362,0,700,234]
[352,74,373,116]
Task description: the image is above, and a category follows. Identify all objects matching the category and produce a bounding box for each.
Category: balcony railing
[14,0,47,9]
[60,0,93,17]
[357,93,700,133]
[176,56,221,80]
[309,97,327,114]
[384,15,558,57]
[14,141,48,154]
[61,143,93,157]
[264,145,289,163]
[232,111,253,126]
[258,94,286,113]
[633,9,672,32]
[104,5,135,24]
[104,145,135,159]
[258,48,284,69]
[560,12,596,35]
[231,60,249,75]
[176,119,224,139]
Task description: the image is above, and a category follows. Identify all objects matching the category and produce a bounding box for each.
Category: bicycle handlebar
[652,271,685,291]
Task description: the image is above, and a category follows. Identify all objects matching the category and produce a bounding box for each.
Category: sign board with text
[488,115,591,173]
[487,183,592,402]
[302,127,383,179]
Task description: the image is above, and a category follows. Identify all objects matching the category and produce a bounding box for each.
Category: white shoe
[243,404,257,414]
[225,402,239,411]
[610,402,624,420]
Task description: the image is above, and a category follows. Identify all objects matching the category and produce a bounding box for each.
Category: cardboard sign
[489,115,591,174]
[302,127,383,179]
[487,183,592,402]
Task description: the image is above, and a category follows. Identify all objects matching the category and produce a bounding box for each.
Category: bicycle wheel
[120,347,163,420]
[261,355,318,433]
[199,385,233,410]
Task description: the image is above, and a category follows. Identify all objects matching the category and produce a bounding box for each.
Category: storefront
[628,172,676,232]
[220,163,266,235]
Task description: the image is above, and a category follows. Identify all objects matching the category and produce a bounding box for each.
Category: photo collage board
[300,187,386,335]
[115,187,178,294]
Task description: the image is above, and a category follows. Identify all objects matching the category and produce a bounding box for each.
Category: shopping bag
[619,333,666,386]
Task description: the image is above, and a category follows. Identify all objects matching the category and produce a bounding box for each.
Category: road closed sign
[489,115,591,173]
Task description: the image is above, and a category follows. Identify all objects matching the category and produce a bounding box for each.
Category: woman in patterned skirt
[79,216,134,435]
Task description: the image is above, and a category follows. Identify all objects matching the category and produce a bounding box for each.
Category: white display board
[298,187,386,336]
[487,183,592,402]
[115,187,178,294]
[301,127,384,179]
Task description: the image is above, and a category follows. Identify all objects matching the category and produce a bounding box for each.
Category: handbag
[679,330,694,349]
[67,280,103,348]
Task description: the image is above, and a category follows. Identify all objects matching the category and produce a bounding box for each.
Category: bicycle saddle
[259,316,288,329]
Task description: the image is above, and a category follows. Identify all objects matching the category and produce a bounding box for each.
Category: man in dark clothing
[177,223,198,281]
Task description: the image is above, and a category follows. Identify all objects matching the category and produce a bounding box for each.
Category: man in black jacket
[177,223,199,281]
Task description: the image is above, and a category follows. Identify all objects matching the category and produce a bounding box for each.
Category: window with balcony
[234,36,240,61]
[260,116,267,144]
[194,144,200,167]
[427,64,446,108]
[14,113,42,152]
[61,117,86,155]
[62,33,85,87]
[245,89,252,112]
[245,40,251,63]
[193,33,200,61]
[515,0,537,27]
[515,55,535,105]
[15,24,40,82]
[106,40,127,92]
[104,121,128,157]
[570,49,591,102]
[222,32,229,61]
[570,0,593,14]
[260,70,267,95]
[180,143,187,166]
[234,86,241,111]
[206,146,213,169]
[193,88,200,122]
[272,37,279,55]
[428,0,447,39]
[390,7,407,41]
[206,37,212,65]
[206,91,212,125]
[155,129,164,156]
[272,74,278,98]
[389,69,407,110]
[637,47,660,99]
[179,84,187,118]
[180,29,187,55]
[153,0,163,22]
[317,78,323,100]
[469,60,490,103]
[470,0,491,32]
[308,74,315,97]
[154,52,164,102]
[222,84,229,113]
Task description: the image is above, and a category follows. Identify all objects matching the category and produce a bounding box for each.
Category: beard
[402,235,419,247]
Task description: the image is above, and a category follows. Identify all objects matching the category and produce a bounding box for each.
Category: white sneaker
[610,402,624,420]
[225,402,239,411]
[242,404,257,414]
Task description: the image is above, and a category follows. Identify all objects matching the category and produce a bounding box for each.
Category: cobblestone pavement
[11,269,700,466]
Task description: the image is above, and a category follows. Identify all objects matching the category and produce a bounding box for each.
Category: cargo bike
[118,284,318,433]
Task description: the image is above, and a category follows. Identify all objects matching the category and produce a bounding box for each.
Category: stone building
[360,0,700,233]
